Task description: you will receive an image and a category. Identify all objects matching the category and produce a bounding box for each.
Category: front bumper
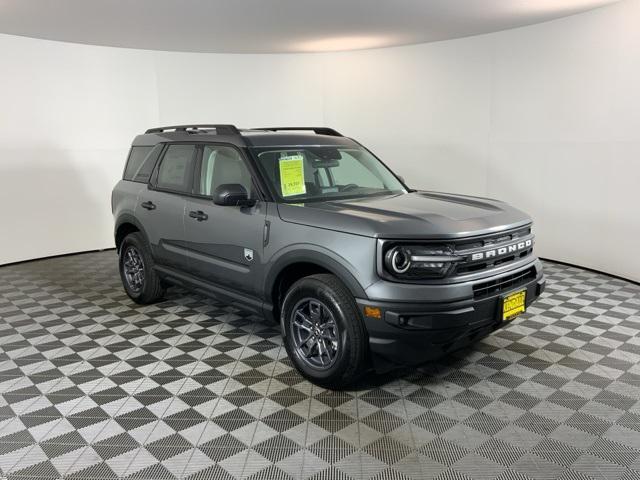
[356,261,545,371]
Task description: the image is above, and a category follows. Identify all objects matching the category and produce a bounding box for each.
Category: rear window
[123,145,162,183]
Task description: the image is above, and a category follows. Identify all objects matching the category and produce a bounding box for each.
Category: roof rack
[145,124,240,135]
[251,127,343,137]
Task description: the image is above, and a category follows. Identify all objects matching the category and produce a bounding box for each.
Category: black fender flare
[264,247,368,303]
[114,214,151,251]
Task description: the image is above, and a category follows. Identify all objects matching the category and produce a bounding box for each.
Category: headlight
[383,245,462,279]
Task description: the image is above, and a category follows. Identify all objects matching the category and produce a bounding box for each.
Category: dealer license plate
[502,290,526,322]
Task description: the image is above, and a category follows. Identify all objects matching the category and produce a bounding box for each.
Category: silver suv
[112,125,545,388]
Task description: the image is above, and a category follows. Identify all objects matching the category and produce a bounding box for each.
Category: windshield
[249,145,407,202]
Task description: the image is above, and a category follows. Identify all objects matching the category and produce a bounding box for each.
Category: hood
[276,191,532,239]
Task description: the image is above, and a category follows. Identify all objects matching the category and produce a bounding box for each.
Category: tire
[281,274,368,389]
[118,232,165,304]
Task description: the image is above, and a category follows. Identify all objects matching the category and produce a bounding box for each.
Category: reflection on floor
[0,251,639,479]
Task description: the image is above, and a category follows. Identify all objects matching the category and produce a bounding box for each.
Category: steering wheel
[341,184,360,192]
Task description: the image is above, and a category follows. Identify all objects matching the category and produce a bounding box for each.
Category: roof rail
[251,127,343,137]
[145,124,240,135]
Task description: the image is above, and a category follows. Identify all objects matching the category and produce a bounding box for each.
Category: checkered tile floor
[0,252,639,479]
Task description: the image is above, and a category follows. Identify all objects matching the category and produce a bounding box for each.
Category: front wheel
[281,274,368,389]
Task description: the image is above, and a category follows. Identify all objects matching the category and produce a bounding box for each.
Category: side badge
[244,248,254,262]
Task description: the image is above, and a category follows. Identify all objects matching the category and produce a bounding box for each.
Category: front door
[184,144,266,297]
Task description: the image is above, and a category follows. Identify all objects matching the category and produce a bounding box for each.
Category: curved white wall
[0,0,638,281]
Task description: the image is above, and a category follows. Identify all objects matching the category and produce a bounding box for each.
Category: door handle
[189,210,208,221]
[141,201,156,210]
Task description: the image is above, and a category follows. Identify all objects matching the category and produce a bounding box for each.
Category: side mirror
[397,175,406,184]
[213,184,256,207]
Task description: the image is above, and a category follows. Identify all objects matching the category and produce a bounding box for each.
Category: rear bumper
[356,263,545,371]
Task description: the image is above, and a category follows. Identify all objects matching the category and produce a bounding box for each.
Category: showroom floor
[0,252,638,480]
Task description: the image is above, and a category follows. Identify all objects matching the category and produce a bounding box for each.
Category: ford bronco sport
[112,125,545,388]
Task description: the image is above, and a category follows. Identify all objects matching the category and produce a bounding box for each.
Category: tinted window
[123,146,153,182]
[156,145,196,192]
[131,144,163,183]
[197,145,252,197]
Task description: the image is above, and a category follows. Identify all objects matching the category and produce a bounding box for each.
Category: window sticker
[279,155,306,197]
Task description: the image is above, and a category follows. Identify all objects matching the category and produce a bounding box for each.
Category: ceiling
[0,0,619,53]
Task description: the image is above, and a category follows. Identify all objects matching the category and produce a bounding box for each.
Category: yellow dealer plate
[502,290,526,322]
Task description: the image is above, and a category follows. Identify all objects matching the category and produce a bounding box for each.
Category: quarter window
[124,145,162,183]
[156,145,196,193]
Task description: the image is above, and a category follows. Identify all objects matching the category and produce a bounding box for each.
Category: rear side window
[123,145,162,183]
[156,144,196,193]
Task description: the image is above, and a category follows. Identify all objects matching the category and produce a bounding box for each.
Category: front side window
[250,145,406,202]
[196,145,253,197]
[156,144,196,192]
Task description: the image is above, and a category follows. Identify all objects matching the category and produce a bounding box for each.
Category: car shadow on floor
[346,348,477,391]
[158,286,482,392]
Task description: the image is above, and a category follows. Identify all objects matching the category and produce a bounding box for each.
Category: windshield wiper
[283,190,399,204]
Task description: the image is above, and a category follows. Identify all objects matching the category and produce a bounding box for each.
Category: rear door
[137,144,197,271]
[184,144,267,296]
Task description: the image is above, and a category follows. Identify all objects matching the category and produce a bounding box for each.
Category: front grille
[453,226,534,275]
[473,266,536,299]
[378,225,535,284]
[455,228,529,251]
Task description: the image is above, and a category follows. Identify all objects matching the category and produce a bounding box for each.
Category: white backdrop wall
[0,0,638,281]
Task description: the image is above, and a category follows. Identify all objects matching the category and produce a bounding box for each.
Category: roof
[131,125,358,148]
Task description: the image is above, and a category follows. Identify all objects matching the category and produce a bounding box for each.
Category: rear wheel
[281,274,368,389]
[119,232,164,304]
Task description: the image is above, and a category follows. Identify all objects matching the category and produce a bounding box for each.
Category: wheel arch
[114,214,150,252]
[265,248,368,323]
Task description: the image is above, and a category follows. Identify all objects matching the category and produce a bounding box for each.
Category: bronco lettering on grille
[470,239,533,261]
